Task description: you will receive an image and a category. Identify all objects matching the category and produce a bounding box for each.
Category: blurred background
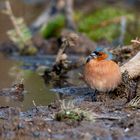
[0,0,140,44]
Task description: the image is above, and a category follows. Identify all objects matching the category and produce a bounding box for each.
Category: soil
[0,99,140,140]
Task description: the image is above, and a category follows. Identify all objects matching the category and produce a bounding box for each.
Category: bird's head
[86,49,113,63]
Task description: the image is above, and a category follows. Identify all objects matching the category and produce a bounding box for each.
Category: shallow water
[0,54,55,111]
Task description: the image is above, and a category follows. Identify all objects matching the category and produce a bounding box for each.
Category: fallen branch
[131,40,140,44]
[121,51,140,79]
[43,32,80,82]
[55,32,78,63]
[52,32,79,75]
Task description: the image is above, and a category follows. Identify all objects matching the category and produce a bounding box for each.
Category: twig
[32,100,37,107]
[131,39,140,44]
[3,1,24,44]
[55,32,78,64]
[55,38,68,63]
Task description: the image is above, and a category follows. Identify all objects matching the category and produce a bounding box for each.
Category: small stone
[33,131,40,137]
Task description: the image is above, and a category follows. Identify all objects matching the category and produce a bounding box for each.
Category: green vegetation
[78,7,134,43]
[40,7,138,44]
[55,110,85,122]
[2,1,37,55]
[55,100,94,123]
[41,14,65,38]
[7,18,37,55]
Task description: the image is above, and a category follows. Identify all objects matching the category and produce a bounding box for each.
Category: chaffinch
[84,50,121,92]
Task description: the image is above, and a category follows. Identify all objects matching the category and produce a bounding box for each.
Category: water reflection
[0,54,55,111]
[22,71,55,110]
[0,54,16,89]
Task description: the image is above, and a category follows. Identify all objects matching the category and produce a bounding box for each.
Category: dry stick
[4,1,24,43]
[121,51,140,79]
[55,32,79,64]
[55,39,68,63]
[131,40,140,44]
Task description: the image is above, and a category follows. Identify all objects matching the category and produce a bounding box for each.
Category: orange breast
[84,59,121,92]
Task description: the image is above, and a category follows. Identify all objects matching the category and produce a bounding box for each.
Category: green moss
[78,7,134,44]
[41,14,65,38]
[55,110,85,122]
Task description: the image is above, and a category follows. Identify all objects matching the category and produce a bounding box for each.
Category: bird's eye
[94,51,104,57]
[98,52,102,56]
[93,51,100,56]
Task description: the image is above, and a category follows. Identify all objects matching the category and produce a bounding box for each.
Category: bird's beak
[86,56,92,63]
[90,52,97,58]
[86,53,97,63]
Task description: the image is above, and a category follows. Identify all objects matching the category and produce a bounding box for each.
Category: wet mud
[0,101,139,140]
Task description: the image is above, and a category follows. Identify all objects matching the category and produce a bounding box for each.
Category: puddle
[0,53,55,111]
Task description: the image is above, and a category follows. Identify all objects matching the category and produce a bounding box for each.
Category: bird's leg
[83,89,98,102]
[91,89,98,101]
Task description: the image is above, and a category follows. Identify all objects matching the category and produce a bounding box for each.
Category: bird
[84,50,121,93]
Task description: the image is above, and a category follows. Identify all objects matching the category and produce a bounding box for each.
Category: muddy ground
[0,99,139,140]
[0,42,140,140]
